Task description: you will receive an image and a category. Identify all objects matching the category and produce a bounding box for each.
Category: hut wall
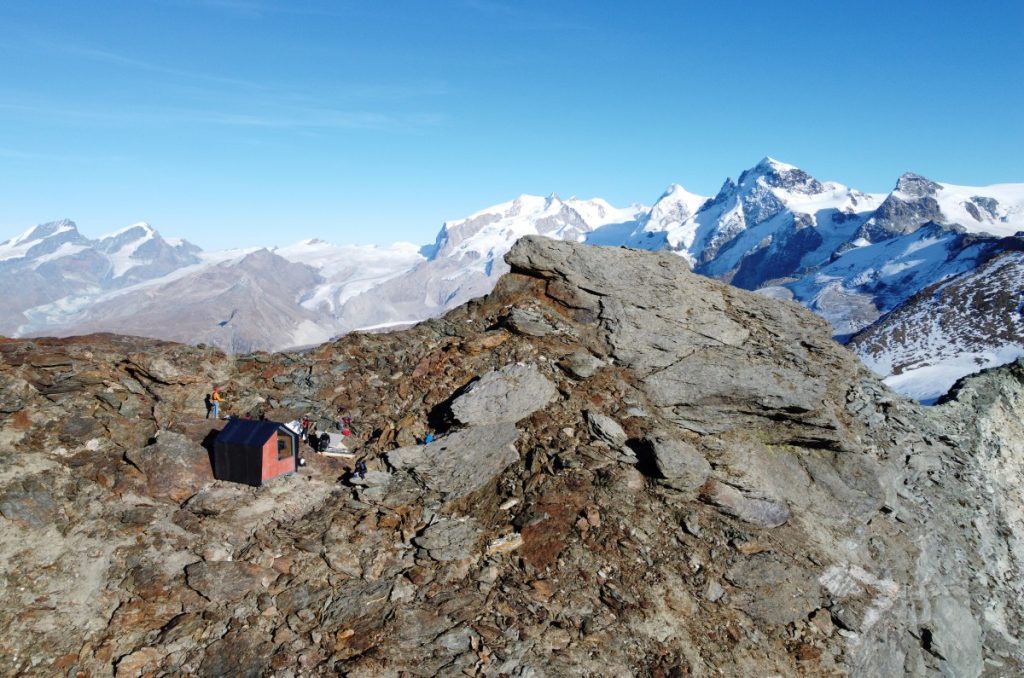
[261,433,295,482]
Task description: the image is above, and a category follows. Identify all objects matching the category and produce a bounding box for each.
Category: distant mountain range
[3,157,1023,400]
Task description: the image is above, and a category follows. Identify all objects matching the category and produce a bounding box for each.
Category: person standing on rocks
[209,387,223,419]
[352,459,367,480]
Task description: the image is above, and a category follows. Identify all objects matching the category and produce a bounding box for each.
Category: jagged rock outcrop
[858,172,946,241]
[0,236,1021,677]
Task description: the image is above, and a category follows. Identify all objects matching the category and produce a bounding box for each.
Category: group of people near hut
[297,413,366,481]
[298,414,355,452]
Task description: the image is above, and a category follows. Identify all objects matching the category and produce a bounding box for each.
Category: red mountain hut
[213,418,298,486]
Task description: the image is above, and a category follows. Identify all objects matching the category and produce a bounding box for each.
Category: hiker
[300,416,310,442]
[204,392,212,418]
[353,459,367,480]
[338,415,357,436]
[209,387,223,419]
[309,430,323,453]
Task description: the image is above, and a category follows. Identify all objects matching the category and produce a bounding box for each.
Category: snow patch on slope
[853,252,1024,402]
[276,239,424,312]
[30,242,90,267]
[911,182,1024,237]
[105,224,157,277]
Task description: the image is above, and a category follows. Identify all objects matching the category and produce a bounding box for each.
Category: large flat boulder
[125,431,213,503]
[387,423,520,499]
[450,363,558,426]
[648,433,710,491]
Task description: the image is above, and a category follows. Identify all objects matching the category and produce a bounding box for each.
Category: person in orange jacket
[209,386,224,419]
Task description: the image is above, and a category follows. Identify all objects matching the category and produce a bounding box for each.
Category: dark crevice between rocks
[426,378,480,434]
[627,438,661,479]
[917,627,946,660]
[122,364,170,390]
[122,451,145,475]
[868,504,900,527]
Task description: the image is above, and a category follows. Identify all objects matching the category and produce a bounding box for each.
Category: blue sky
[1,0,1021,250]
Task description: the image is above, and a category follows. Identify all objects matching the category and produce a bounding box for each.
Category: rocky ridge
[0,237,1021,676]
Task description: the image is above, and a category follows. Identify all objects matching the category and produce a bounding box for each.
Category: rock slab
[387,423,520,499]
[450,363,557,426]
[125,431,213,503]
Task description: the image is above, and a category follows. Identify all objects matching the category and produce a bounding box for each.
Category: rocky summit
[1,236,1022,677]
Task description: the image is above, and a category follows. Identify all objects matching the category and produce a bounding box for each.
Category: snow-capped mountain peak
[430,191,614,262]
[655,183,708,214]
[99,223,155,251]
[631,184,710,252]
[4,219,76,243]
[736,157,825,196]
[860,172,1024,242]
[564,197,647,229]
[893,172,942,199]
[0,219,87,263]
[100,221,155,239]
[711,177,738,203]
[15,218,79,242]
[757,155,798,172]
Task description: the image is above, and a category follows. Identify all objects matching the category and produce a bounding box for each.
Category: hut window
[277,434,292,460]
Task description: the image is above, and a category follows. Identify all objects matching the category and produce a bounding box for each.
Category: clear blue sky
[1,0,1021,250]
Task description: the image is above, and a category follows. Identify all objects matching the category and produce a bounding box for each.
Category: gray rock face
[648,433,710,490]
[698,479,790,528]
[503,236,1024,675]
[387,423,520,499]
[557,350,603,379]
[0,476,63,530]
[586,411,627,448]
[507,236,845,445]
[895,171,943,198]
[413,518,480,562]
[505,307,560,337]
[857,172,946,241]
[728,219,824,290]
[450,363,558,426]
[725,554,821,625]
